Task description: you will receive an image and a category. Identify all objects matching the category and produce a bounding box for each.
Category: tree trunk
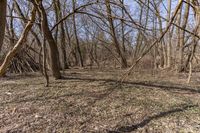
[178,0,190,72]
[134,1,144,60]
[121,0,126,53]
[37,0,61,79]
[0,0,7,52]
[156,3,167,68]
[0,8,36,76]
[65,21,77,66]
[42,37,49,87]
[166,0,172,67]
[105,0,127,68]
[54,0,69,69]
[72,0,84,67]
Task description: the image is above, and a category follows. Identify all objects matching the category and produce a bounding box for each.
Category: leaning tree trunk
[0,8,36,76]
[37,0,61,79]
[134,1,144,60]
[105,0,128,68]
[0,0,7,52]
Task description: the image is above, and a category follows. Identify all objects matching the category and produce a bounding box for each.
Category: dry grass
[1,68,200,132]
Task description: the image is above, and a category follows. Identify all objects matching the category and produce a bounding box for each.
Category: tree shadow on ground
[2,76,199,107]
[1,75,199,132]
[0,81,118,107]
[61,76,200,94]
[108,104,198,133]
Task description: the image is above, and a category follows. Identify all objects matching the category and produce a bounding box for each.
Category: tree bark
[54,0,69,69]
[166,0,172,67]
[120,0,126,53]
[105,0,127,68]
[178,0,190,72]
[156,2,167,68]
[0,7,36,76]
[72,0,84,67]
[0,0,7,52]
[42,37,49,87]
[37,0,61,79]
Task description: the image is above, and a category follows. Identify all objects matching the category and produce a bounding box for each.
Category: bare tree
[166,0,172,67]
[72,0,84,67]
[105,0,128,68]
[2,0,200,82]
[35,0,61,79]
[0,7,36,76]
[178,0,190,72]
[54,0,69,69]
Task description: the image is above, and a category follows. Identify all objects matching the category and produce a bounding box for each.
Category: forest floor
[1,68,200,132]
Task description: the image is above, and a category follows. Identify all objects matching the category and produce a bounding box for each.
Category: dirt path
[1,69,200,132]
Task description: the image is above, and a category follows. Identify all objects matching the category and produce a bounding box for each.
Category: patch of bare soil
[1,69,200,133]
